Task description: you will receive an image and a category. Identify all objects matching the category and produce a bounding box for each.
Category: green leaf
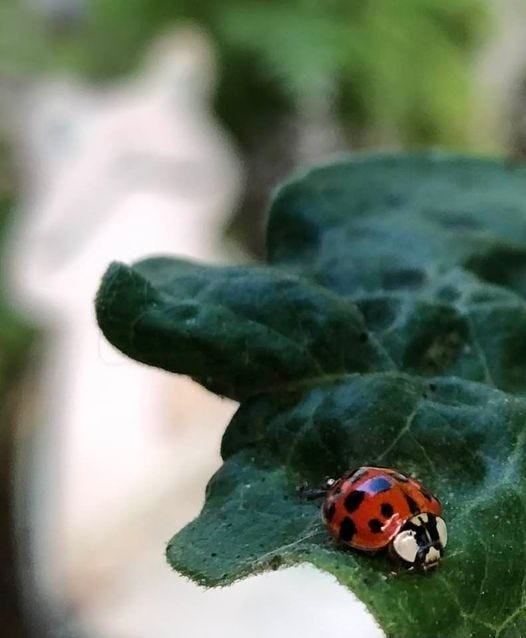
[95,257,393,401]
[268,153,526,393]
[170,374,526,637]
[96,153,526,637]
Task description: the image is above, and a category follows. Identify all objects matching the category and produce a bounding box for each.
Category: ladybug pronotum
[318,467,447,570]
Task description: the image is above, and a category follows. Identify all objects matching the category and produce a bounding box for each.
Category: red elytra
[321,466,441,551]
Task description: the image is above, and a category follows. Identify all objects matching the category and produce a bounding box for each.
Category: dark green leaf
[268,153,526,393]
[95,257,392,401]
[169,374,526,637]
[96,153,526,637]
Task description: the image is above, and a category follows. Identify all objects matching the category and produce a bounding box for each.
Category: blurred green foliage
[0,0,488,148]
[0,145,35,391]
[0,142,36,637]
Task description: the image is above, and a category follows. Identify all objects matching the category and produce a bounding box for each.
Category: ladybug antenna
[438,549,463,562]
[297,480,332,501]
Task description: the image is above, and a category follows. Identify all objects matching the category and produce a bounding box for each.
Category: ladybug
[308,467,447,571]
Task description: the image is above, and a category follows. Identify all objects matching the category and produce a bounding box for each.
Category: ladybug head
[391,512,447,570]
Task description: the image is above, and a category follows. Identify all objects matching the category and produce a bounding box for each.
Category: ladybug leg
[297,477,335,500]
[296,484,330,500]
[385,561,414,579]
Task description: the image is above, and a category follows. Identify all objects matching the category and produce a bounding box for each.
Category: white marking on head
[425,546,441,567]
[392,530,419,564]
[394,514,447,567]
[436,516,448,548]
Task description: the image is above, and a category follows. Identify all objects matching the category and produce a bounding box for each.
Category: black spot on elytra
[367,476,391,494]
[339,517,356,542]
[420,486,433,501]
[323,502,336,522]
[368,519,383,533]
[344,490,365,513]
[380,503,394,518]
[359,332,368,343]
[405,493,420,515]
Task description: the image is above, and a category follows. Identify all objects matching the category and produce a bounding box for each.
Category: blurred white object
[7,23,242,575]
[474,0,526,152]
[4,26,382,638]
